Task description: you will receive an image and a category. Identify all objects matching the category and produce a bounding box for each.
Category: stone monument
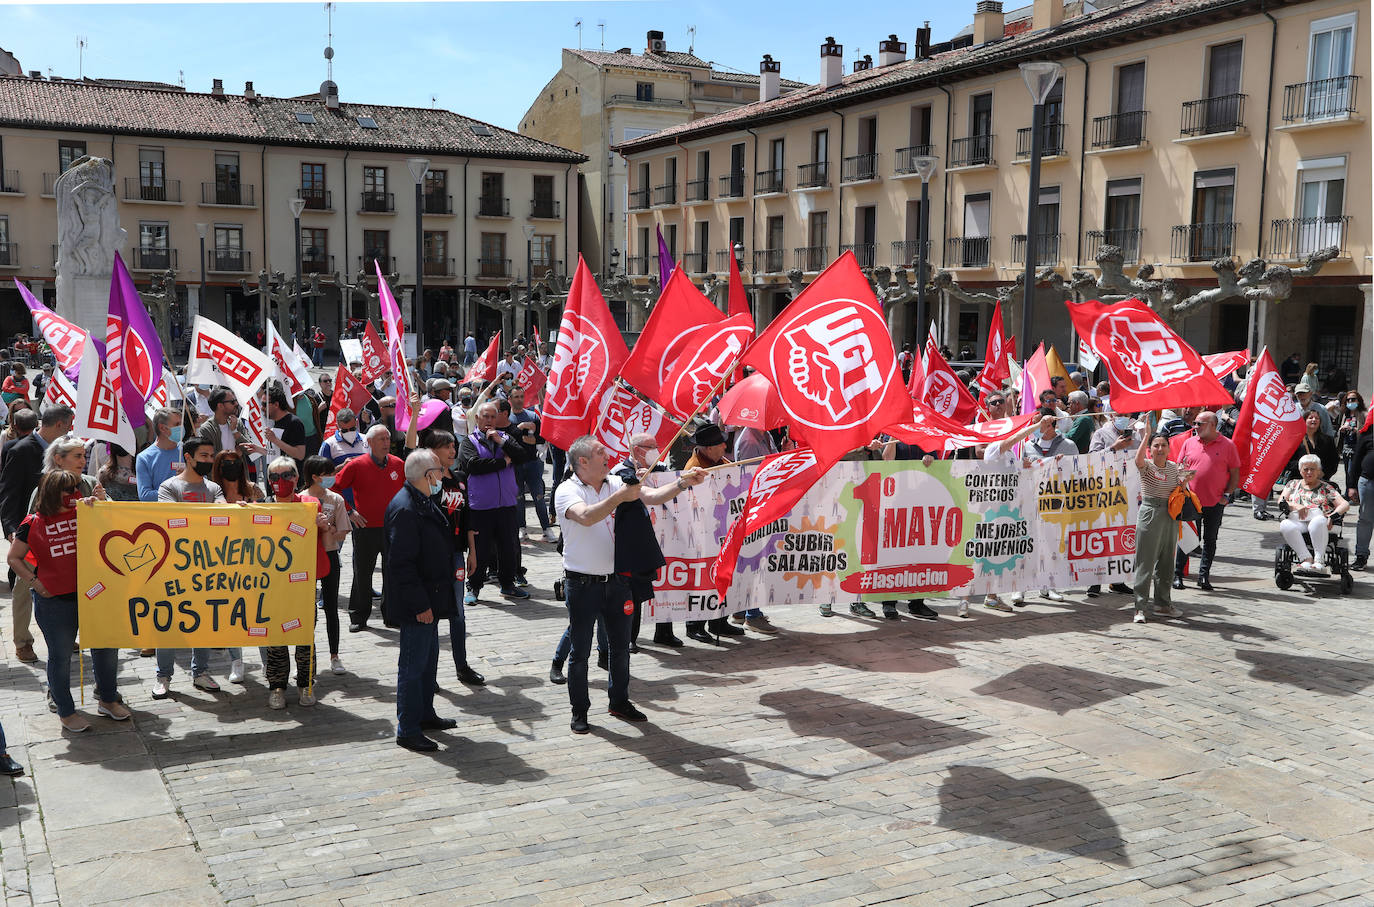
[54,156,121,336]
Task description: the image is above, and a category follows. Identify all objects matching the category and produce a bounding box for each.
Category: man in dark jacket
[1347,419,1374,571]
[385,449,460,753]
[456,400,531,602]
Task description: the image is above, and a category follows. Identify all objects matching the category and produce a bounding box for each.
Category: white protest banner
[339,338,364,368]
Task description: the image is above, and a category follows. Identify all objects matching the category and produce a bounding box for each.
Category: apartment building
[618,0,1371,395]
[519,30,804,282]
[0,74,584,351]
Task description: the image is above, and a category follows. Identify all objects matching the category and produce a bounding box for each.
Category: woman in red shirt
[6,471,130,732]
[1,363,31,406]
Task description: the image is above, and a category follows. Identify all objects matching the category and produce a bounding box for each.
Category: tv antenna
[597,19,606,50]
[687,25,696,54]
[77,36,86,78]
[324,2,334,81]
[574,18,583,49]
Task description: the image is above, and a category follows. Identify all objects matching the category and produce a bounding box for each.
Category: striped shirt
[1139,459,1181,500]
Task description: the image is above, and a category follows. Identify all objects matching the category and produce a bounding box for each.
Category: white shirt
[553,472,624,575]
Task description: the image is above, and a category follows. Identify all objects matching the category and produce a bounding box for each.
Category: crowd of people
[0,332,1369,750]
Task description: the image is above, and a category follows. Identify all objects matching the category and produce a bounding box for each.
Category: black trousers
[349,526,387,624]
[469,506,520,593]
[1176,502,1226,578]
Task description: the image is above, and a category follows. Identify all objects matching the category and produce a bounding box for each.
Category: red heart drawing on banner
[98,522,172,580]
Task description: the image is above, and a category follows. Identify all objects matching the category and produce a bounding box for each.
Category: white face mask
[1114,416,1132,431]
[339,429,359,445]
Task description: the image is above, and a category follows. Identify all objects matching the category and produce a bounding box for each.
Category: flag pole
[642,351,747,471]
[700,453,768,473]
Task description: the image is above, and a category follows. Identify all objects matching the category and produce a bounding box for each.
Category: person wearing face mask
[1090,409,1140,454]
[195,388,261,460]
[303,456,352,675]
[261,457,330,709]
[97,445,140,502]
[7,471,131,732]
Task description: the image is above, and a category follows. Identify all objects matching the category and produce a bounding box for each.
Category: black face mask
[219,459,244,480]
[192,461,214,477]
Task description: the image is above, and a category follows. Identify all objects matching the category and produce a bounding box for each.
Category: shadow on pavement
[410,732,550,785]
[970,663,1166,715]
[437,674,548,739]
[756,689,988,760]
[937,764,1130,866]
[1234,648,1374,696]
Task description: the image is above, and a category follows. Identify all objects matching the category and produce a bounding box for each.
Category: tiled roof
[617,0,1287,152]
[650,50,711,68]
[702,70,809,89]
[566,48,684,73]
[565,47,807,88]
[0,77,586,163]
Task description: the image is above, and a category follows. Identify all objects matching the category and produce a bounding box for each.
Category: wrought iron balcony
[628,188,650,210]
[625,254,650,276]
[606,93,686,108]
[1091,111,1148,149]
[530,198,561,218]
[132,246,178,270]
[797,161,829,189]
[685,178,710,202]
[1171,222,1236,261]
[477,195,510,217]
[1015,123,1066,158]
[478,257,511,278]
[681,251,708,274]
[947,236,990,268]
[714,249,744,272]
[652,184,677,206]
[839,243,876,269]
[0,170,19,193]
[794,245,828,272]
[841,153,879,183]
[298,187,331,210]
[360,191,394,213]
[124,177,181,203]
[42,173,58,196]
[1010,233,1063,266]
[424,192,453,215]
[755,169,785,195]
[209,248,250,272]
[717,172,746,199]
[201,182,254,206]
[532,258,562,279]
[950,134,995,167]
[1282,75,1359,124]
[1267,216,1350,260]
[894,145,936,175]
[1180,93,1246,136]
[889,239,932,267]
[301,250,334,274]
[0,242,17,267]
[1084,228,1143,264]
[358,254,397,274]
[423,256,456,277]
[752,249,784,273]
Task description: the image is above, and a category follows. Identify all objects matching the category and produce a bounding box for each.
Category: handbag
[1169,484,1203,523]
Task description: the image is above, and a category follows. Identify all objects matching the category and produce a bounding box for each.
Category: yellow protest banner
[76,502,318,647]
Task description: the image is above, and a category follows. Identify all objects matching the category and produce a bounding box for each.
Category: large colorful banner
[77,503,318,647]
[647,450,1139,621]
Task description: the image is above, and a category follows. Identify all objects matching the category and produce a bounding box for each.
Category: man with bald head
[1173,411,1240,592]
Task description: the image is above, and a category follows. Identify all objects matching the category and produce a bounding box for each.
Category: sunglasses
[269,472,297,482]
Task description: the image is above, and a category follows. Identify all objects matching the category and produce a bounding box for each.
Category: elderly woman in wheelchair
[1277,454,1351,580]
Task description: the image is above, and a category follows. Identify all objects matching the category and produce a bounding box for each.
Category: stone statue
[137,269,178,362]
[54,155,121,334]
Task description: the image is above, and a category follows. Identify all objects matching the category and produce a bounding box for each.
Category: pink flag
[1020,344,1051,414]
[14,279,89,380]
[375,264,417,430]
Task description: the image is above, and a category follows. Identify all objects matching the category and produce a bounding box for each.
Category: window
[0,215,10,266]
[363,229,390,270]
[533,174,554,200]
[962,193,991,267]
[694,220,709,258]
[58,140,86,172]
[423,231,448,275]
[695,149,710,182]
[769,138,785,173]
[807,211,828,271]
[469,124,493,137]
[294,111,316,124]
[139,221,171,269]
[729,216,744,252]
[1307,13,1357,118]
[424,169,448,213]
[362,166,389,211]
[905,199,926,257]
[480,172,505,216]
[137,147,166,200]
[909,105,932,149]
[531,234,555,277]
[480,233,507,277]
[1104,177,1143,262]
[635,82,655,102]
[665,224,677,260]
[300,163,327,208]
[1113,63,1146,145]
[214,152,241,204]
[1033,187,1060,265]
[1042,79,1065,154]
[212,224,244,271]
[970,93,993,136]
[1189,168,1236,259]
[356,116,378,129]
[853,206,876,268]
[302,228,328,272]
[1296,157,1346,254]
[1203,41,1244,133]
[812,128,829,165]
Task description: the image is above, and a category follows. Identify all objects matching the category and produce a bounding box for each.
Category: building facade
[0,75,585,355]
[519,30,804,287]
[618,0,1372,397]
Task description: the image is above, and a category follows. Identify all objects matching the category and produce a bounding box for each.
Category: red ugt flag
[977,300,1011,402]
[1233,348,1306,497]
[323,364,373,437]
[14,280,89,380]
[661,313,753,422]
[359,320,388,384]
[921,336,981,425]
[740,252,909,468]
[515,354,546,392]
[591,382,680,468]
[465,331,502,383]
[621,267,726,406]
[711,447,824,599]
[543,256,628,449]
[1067,298,1231,412]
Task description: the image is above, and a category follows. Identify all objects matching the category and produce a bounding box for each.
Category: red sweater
[332,454,405,525]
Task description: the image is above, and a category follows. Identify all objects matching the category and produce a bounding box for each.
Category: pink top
[1178,434,1240,507]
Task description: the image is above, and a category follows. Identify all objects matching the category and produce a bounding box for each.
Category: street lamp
[910,155,939,347]
[406,157,431,353]
[288,198,306,344]
[520,223,537,344]
[1018,60,1064,349]
[609,247,621,276]
[195,222,208,328]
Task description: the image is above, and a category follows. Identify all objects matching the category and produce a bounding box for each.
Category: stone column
[1359,283,1374,402]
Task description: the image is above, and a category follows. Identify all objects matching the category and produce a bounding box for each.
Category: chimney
[759,54,781,102]
[28,70,42,80]
[211,78,224,96]
[879,34,907,67]
[1033,0,1065,31]
[853,54,873,72]
[973,1,1005,45]
[243,81,256,100]
[646,29,666,54]
[914,22,932,60]
[820,37,843,89]
[322,80,340,109]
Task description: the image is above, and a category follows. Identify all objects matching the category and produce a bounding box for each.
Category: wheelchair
[1273,501,1354,594]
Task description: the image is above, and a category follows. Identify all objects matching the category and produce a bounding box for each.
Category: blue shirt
[136,443,179,502]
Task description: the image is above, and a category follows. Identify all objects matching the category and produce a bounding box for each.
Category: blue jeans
[32,591,120,717]
[515,460,550,530]
[1356,476,1373,558]
[549,447,567,515]
[553,619,606,664]
[450,552,470,670]
[312,347,324,366]
[564,574,631,716]
[155,647,211,680]
[396,620,440,738]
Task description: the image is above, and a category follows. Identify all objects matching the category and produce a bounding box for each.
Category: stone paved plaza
[0,496,1371,906]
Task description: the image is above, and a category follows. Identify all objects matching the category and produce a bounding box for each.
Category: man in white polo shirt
[553,435,704,734]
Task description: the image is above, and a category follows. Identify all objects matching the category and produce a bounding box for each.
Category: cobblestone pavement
[0,495,1371,906]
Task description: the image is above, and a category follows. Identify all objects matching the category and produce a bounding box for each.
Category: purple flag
[656,224,674,289]
[106,252,165,428]
[13,279,103,382]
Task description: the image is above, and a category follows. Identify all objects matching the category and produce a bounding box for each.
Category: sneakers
[60,713,91,733]
[985,596,1014,613]
[1352,556,1368,571]
[730,614,746,625]
[192,673,221,692]
[882,603,900,620]
[97,700,131,721]
[1041,589,1066,602]
[957,599,970,618]
[608,702,647,722]
[228,659,245,683]
[151,676,171,699]
[849,603,877,618]
[745,615,779,633]
[331,656,346,675]
[518,527,528,541]
[1133,610,1146,623]
[1109,583,1133,594]
[908,602,940,621]
[1007,592,1024,606]
[513,573,531,588]
[819,603,834,617]
[1312,560,1330,576]
[298,688,317,707]
[542,527,559,544]
[1154,604,1182,618]
[464,589,477,605]
[501,586,531,600]
[267,689,287,710]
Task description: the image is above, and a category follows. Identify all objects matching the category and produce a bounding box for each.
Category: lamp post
[194,222,208,326]
[1018,60,1064,349]
[288,198,306,344]
[521,223,536,343]
[609,247,620,277]
[406,157,431,353]
[910,155,939,347]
